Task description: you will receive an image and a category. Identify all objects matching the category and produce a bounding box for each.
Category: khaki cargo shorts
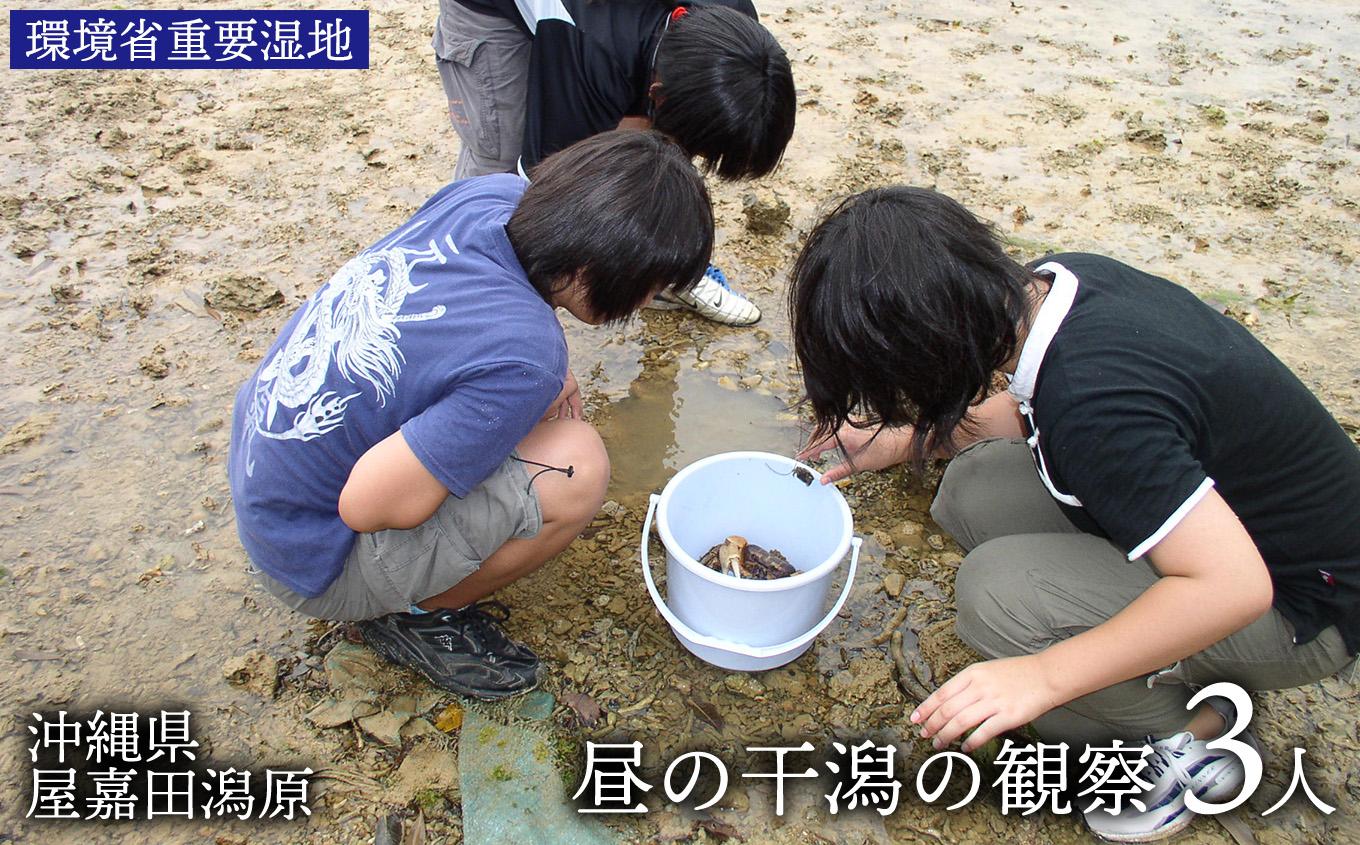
[250,454,542,620]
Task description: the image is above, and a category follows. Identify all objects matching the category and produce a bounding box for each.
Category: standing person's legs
[434,0,530,179]
[932,438,1356,746]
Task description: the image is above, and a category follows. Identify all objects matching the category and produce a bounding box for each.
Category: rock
[742,192,791,235]
[514,690,556,721]
[357,711,411,746]
[926,534,946,551]
[882,572,906,598]
[0,413,57,455]
[305,696,378,728]
[888,520,926,552]
[738,374,763,389]
[400,718,441,741]
[204,274,283,313]
[387,741,460,807]
[12,227,50,258]
[599,500,623,518]
[323,641,388,695]
[1123,113,1167,147]
[722,673,766,700]
[222,650,279,699]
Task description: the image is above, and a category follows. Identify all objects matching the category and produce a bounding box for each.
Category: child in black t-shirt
[432,0,796,326]
[792,186,1359,842]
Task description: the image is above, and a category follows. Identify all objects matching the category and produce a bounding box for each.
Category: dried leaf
[686,696,724,732]
[562,691,602,727]
[434,704,464,733]
[401,810,427,845]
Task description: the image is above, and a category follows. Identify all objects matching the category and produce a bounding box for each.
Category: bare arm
[915,488,1275,751]
[338,430,449,533]
[616,116,652,131]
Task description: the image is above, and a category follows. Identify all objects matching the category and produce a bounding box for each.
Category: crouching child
[228,131,713,698]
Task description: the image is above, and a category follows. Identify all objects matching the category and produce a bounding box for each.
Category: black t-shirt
[1012,253,1360,654]
[451,0,758,168]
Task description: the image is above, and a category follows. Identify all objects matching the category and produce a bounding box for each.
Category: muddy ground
[2,1,1359,843]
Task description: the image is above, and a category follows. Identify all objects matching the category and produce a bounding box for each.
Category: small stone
[722,674,765,700]
[357,711,410,746]
[514,690,556,721]
[222,650,279,699]
[139,350,170,379]
[606,595,627,616]
[599,500,622,518]
[400,718,440,741]
[888,520,926,552]
[882,572,906,598]
[50,283,81,303]
[926,534,946,551]
[306,696,378,729]
[324,641,388,695]
[742,192,791,235]
[738,374,763,389]
[0,414,57,456]
[204,274,283,314]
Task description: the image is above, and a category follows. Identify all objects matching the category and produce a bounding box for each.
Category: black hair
[507,130,713,323]
[652,6,796,181]
[789,187,1035,471]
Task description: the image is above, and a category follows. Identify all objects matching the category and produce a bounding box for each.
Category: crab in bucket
[698,535,797,580]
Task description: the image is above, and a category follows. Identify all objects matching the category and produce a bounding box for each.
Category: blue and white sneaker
[649,264,761,326]
[1084,728,1261,842]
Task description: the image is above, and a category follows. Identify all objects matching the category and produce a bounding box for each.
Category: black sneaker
[357,601,539,699]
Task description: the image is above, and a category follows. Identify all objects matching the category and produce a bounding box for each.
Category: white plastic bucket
[640,451,861,671]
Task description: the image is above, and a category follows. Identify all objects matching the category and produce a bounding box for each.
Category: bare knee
[517,418,609,528]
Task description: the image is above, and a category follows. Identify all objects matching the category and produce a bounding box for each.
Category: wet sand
[1,1,1358,843]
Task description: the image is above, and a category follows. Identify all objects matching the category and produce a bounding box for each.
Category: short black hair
[789,187,1034,470]
[653,6,796,181]
[508,129,713,324]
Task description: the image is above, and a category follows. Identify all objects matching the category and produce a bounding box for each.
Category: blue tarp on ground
[459,709,622,845]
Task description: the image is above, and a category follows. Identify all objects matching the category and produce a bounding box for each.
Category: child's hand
[910,655,1061,752]
[543,370,583,421]
[796,422,914,484]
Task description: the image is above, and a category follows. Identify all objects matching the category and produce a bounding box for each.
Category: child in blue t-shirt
[228,131,714,699]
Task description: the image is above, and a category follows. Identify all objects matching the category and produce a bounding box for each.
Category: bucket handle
[640,493,862,660]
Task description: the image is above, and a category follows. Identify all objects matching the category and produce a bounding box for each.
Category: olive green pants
[929,438,1356,746]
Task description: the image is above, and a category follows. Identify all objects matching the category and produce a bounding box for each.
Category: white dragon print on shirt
[242,232,458,476]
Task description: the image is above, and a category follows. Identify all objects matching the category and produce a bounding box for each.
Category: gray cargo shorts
[250,454,542,621]
[434,0,531,179]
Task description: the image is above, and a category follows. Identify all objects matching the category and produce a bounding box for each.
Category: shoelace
[1144,733,1194,785]
[447,601,514,643]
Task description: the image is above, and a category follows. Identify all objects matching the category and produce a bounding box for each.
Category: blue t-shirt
[228,174,567,597]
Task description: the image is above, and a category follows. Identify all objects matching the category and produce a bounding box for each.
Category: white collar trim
[1008,261,1079,404]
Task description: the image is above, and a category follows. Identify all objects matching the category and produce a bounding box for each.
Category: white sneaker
[648,264,761,326]
[1084,729,1261,843]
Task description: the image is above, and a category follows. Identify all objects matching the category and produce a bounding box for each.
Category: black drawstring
[511,456,575,492]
